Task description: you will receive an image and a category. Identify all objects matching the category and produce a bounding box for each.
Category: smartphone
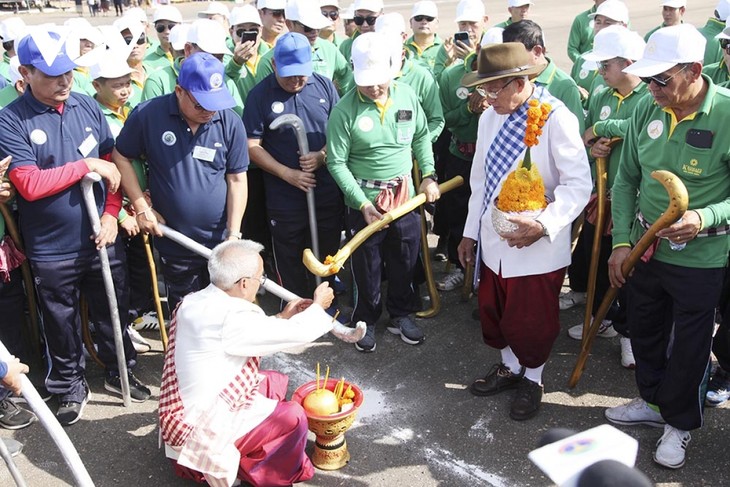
[686,129,713,149]
[454,31,470,46]
[240,30,258,44]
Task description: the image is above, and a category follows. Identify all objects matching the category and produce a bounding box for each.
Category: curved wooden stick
[143,234,168,351]
[303,176,464,277]
[412,163,440,319]
[582,138,622,341]
[569,170,688,388]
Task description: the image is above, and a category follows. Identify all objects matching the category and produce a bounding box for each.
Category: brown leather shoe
[509,378,544,421]
[469,363,524,397]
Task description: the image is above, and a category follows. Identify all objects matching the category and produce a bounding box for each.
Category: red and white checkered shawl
[159,304,261,449]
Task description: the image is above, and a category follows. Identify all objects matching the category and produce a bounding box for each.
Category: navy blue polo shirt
[0,90,114,262]
[243,72,340,212]
[115,94,249,257]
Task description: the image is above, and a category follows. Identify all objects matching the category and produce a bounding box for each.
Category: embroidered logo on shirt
[30,129,47,145]
[456,87,469,99]
[209,73,223,89]
[682,158,704,176]
[162,131,177,146]
[579,69,588,79]
[599,105,611,120]
[647,120,663,140]
[593,84,604,96]
[271,101,284,114]
[358,116,374,132]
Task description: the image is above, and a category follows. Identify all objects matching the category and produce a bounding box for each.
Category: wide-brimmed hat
[461,42,542,87]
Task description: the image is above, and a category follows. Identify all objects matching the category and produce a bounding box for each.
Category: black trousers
[628,259,723,430]
[124,233,153,322]
[0,268,27,362]
[441,152,473,268]
[159,254,210,314]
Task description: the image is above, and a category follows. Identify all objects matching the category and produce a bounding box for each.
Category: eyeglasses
[413,15,435,22]
[597,58,622,72]
[155,22,178,33]
[640,65,689,88]
[721,38,730,51]
[263,8,285,18]
[236,273,268,285]
[293,20,316,33]
[321,9,339,20]
[475,77,517,99]
[183,89,207,111]
[353,15,378,26]
[123,34,147,46]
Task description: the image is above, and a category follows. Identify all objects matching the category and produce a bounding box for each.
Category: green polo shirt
[0,53,10,83]
[144,44,174,72]
[327,32,348,49]
[698,17,724,66]
[255,38,353,96]
[568,5,597,63]
[439,54,480,161]
[612,76,730,268]
[570,52,600,102]
[586,82,649,187]
[0,84,19,109]
[404,34,444,75]
[96,99,147,191]
[534,58,585,133]
[225,42,269,104]
[703,59,730,85]
[396,57,444,142]
[494,18,513,29]
[72,69,96,97]
[327,81,435,210]
[338,30,360,62]
[142,58,244,116]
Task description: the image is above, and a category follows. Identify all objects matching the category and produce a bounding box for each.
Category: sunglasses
[294,20,317,33]
[353,15,378,26]
[321,9,339,20]
[475,77,517,100]
[721,38,730,51]
[640,65,689,88]
[155,22,178,33]
[263,8,285,18]
[597,58,622,72]
[183,89,207,111]
[413,15,435,22]
[123,34,147,46]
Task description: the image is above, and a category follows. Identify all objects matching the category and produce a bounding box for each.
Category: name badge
[78,134,97,158]
[193,145,217,162]
[396,109,413,122]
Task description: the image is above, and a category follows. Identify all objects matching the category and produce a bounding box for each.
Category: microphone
[577,459,653,487]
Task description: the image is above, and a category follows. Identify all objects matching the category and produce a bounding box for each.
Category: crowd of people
[0,0,729,484]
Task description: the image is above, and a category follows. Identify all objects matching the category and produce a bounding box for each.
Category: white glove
[331,321,366,343]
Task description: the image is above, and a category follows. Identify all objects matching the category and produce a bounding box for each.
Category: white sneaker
[567,319,617,340]
[654,424,690,469]
[436,268,464,291]
[605,397,665,427]
[620,337,636,369]
[131,311,163,331]
[559,290,586,310]
[127,326,151,354]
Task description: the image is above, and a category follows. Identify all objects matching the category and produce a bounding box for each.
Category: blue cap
[178,52,236,111]
[274,32,312,77]
[17,31,76,76]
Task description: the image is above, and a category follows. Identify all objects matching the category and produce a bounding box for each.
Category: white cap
[588,0,630,24]
[319,0,339,7]
[169,24,190,51]
[90,56,133,80]
[481,27,504,45]
[661,0,686,8]
[187,19,233,55]
[257,0,286,9]
[375,12,406,36]
[508,0,533,7]
[230,5,262,26]
[717,0,730,21]
[286,0,330,29]
[113,15,145,41]
[153,5,183,23]
[717,23,730,39]
[197,2,230,19]
[411,1,437,19]
[8,56,20,84]
[353,0,383,13]
[341,3,355,19]
[583,26,645,61]
[455,0,485,23]
[98,25,134,58]
[623,24,705,77]
[352,32,394,85]
[124,7,148,25]
[0,18,27,43]
[64,18,104,45]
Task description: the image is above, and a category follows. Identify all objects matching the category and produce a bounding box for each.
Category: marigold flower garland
[496,99,552,212]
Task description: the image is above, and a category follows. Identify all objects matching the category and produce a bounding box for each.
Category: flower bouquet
[492,99,551,236]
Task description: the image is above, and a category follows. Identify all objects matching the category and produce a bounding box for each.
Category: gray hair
[208,239,265,291]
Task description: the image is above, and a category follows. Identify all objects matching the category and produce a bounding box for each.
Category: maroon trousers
[477,264,565,368]
[172,370,314,486]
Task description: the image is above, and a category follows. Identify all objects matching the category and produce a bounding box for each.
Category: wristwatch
[223,229,242,240]
[538,221,548,237]
[423,173,438,183]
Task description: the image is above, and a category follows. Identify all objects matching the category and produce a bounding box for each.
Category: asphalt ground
[0,0,726,486]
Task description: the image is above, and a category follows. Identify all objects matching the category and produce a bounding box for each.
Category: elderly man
[0,31,151,425]
[604,24,730,469]
[244,32,343,300]
[113,53,249,314]
[457,43,591,421]
[144,5,183,72]
[327,32,440,352]
[159,239,364,487]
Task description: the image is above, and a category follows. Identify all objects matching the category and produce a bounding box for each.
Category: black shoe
[387,316,425,345]
[0,399,37,430]
[105,373,151,403]
[433,238,447,262]
[469,363,524,397]
[509,378,544,421]
[354,325,376,353]
[1,437,23,457]
[57,386,91,427]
